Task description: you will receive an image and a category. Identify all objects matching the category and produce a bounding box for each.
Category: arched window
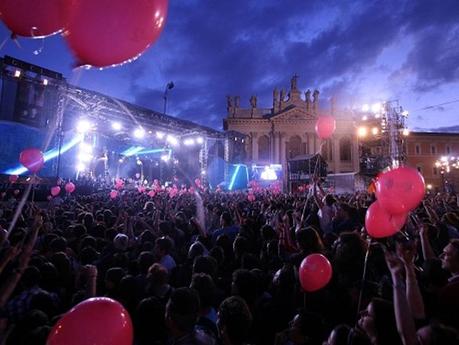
[321,139,333,161]
[258,135,270,161]
[287,135,302,159]
[339,137,352,162]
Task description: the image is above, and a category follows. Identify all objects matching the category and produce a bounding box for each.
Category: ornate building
[223,76,359,187]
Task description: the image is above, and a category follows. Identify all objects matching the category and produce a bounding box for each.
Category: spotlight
[156,131,165,139]
[183,138,195,146]
[196,137,204,144]
[112,122,122,130]
[426,184,432,190]
[371,103,382,113]
[78,152,93,162]
[43,79,49,86]
[14,70,21,78]
[166,135,178,146]
[357,126,368,138]
[371,127,379,135]
[118,158,124,163]
[76,120,92,133]
[76,162,86,171]
[136,159,142,165]
[79,142,93,153]
[402,128,410,136]
[201,170,206,175]
[161,154,170,162]
[133,128,145,139]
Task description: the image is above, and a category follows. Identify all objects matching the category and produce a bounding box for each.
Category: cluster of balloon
[19,148,44,174]
[0,0,66,38]
[247,193,256,202]
[147,190,156,198]
[315,115,336,140]
[0,0,169,68]
[47,297,133,345]
[299,254,332,292]
[65,182,75,193]
[115,178,124,190]
[365,166,425,238]
[50,186,61,197]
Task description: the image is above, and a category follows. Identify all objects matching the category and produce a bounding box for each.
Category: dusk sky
[1,0,459,131]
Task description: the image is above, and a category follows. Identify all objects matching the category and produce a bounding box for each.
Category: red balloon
[110,190,119,199]
[0,0,66,38]
[47,297,133,345]
[299,254,332,292]
[50,186,61,196]
[365,201,407,238]
[315,116,336,139]
[8,175,18,183]
[19,148,44,174]
[375,166,425,215]
[63,0,169,67]
[65,182,75,193]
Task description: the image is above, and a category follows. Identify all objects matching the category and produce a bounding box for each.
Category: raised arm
[385,250,419,345]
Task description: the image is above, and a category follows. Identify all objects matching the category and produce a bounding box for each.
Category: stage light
[161,154,170,162]
[196,137,204,144]
[261,167,277,180]
[156,131,165,139]
[14,70,21,78]
[79,142,93,153]
[166,135,178,146]
[426,184,432,190]
[78,152,93,162]
[112,122,122,130]
[201,170,206,175]
[371,127,379,135]
[76,120,92,133]
[402,128,410,136]
[118,158,124,163]
[183,138,195,146]
[136,159,142,165]
[76,162,86,171]
[362,104,369,112]
[43,79,49,86]
[371,103,382,113]
[134,127,145,139]
[357,126,368,138]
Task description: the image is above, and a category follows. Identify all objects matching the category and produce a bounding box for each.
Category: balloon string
[356,239,372,321]
[0,36,9,52]
[7,184,32,237]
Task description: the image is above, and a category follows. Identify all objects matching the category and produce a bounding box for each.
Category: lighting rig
[354,100,409,175]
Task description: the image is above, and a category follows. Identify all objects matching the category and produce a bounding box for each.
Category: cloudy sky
[1,0,459,131]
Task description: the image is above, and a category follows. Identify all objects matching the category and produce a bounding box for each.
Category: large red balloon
[19,148,44,174]
[365,201,407,238]
[0,0,66,38]
[65,182,75,193]
[315,116,336,139]
[47,297,133,345]
[63,0,169,67]
[375,166,425,215]
[299,254,332,292]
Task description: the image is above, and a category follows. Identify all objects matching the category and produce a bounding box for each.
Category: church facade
[223,76,359,187]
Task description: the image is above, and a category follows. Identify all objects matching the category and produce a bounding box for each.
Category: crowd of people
[0,179,458,345]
